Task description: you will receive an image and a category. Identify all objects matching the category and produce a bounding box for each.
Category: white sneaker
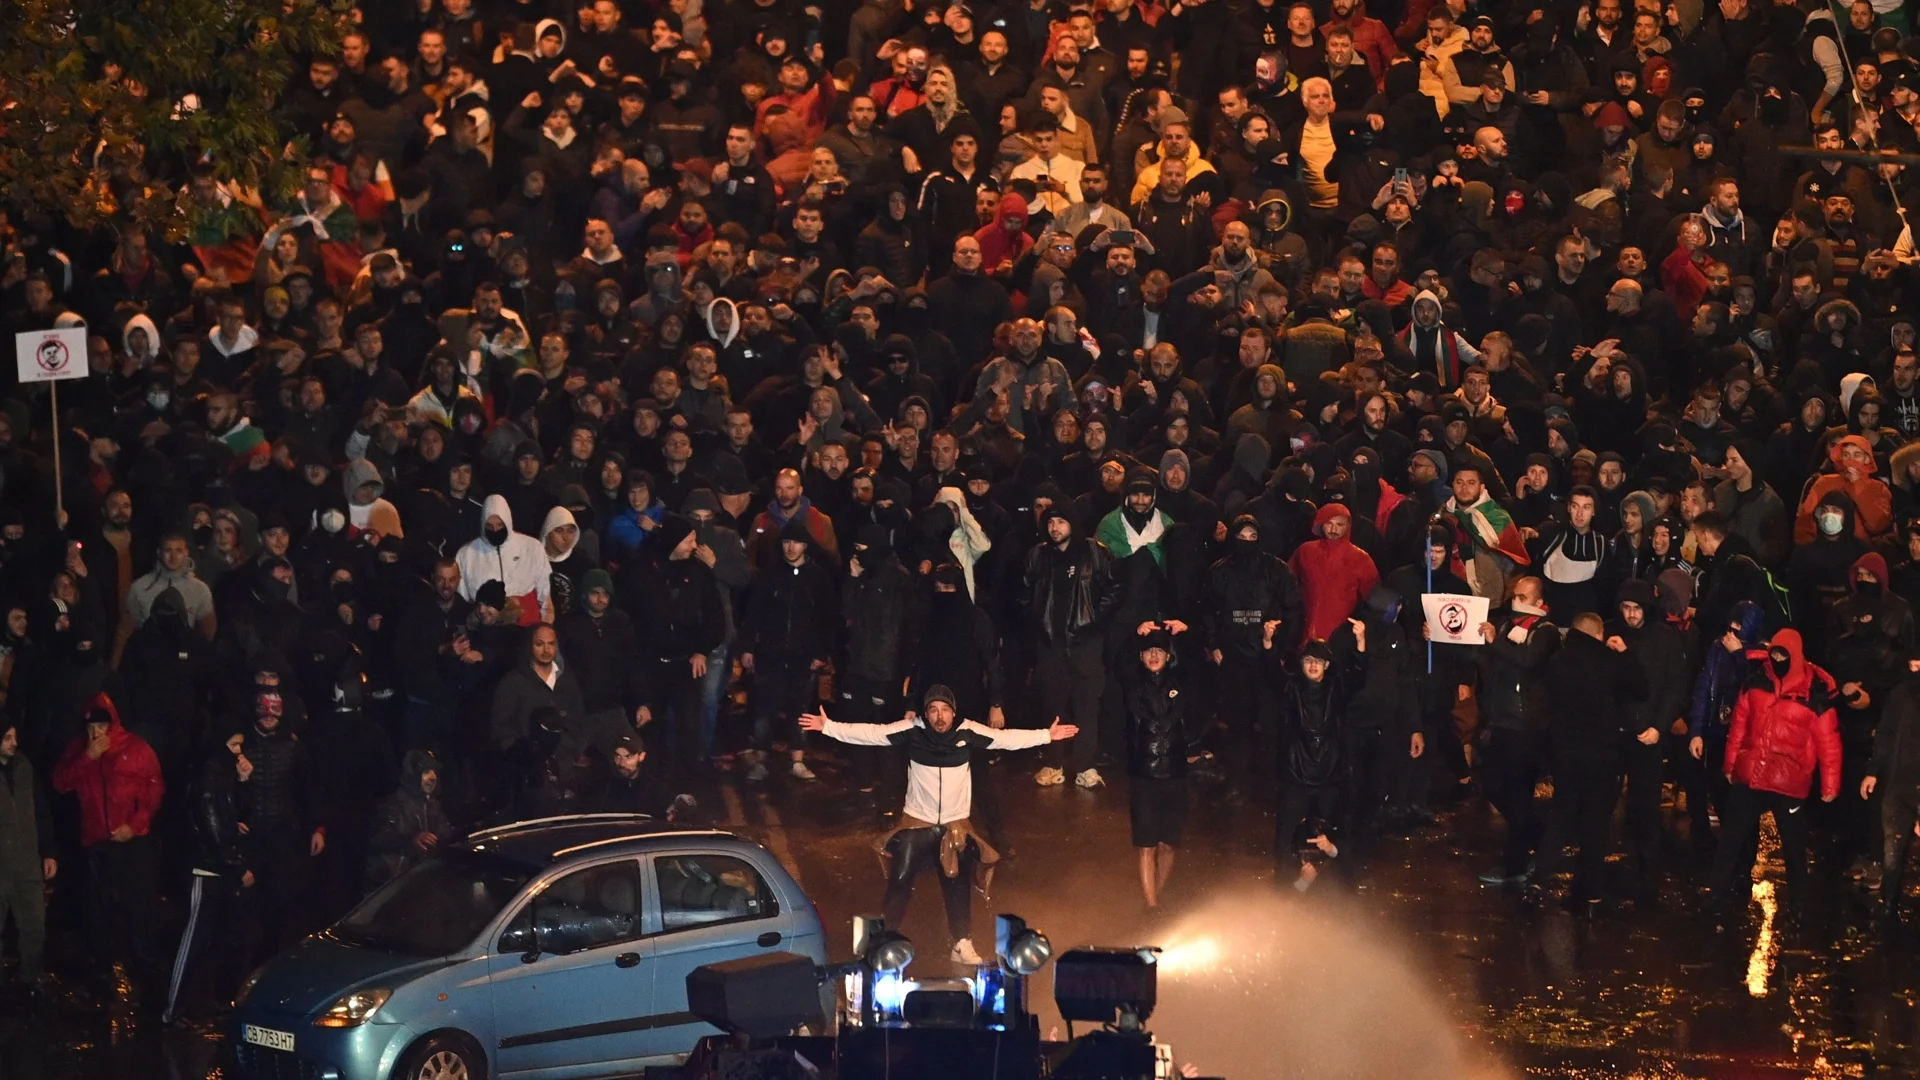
[1034,766,1066,786]
[951,938,984,965]
[790,759,817,781]
[1075,768,1106,789]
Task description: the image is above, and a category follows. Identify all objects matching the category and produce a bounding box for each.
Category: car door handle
[757,931,782,948]
[615,952,642,968]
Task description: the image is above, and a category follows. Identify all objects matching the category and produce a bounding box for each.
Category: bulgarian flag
[1451,495,1531,567]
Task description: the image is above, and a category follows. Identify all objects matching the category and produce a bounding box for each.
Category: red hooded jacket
[1288,503,1381,643]
[51,694,164,847]
[1723,629,1843,801]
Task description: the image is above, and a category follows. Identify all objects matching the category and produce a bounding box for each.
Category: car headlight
[314,988,393,1028]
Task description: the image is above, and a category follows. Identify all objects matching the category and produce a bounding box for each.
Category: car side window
[655,854,779,932]
[499,860,642,957]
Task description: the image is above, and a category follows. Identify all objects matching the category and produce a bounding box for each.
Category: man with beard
[0,722,55,999]
[1024,504,1121,788]
[1290,504,1380,643]
[1335,391,1413,483]
[747,468,843,573]
[365,750,453,887]
[590,734,691,819]
[802,689,1076,964]
[975,318,1073,436]
[740,520,838,783]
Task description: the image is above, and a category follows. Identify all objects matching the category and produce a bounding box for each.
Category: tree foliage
[0,0,349,237]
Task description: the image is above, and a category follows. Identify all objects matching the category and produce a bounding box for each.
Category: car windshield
[334,850,532,957]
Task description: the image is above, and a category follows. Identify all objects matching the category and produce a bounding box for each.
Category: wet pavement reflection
[5,748,1919,1078]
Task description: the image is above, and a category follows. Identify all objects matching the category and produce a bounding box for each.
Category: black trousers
[1623,739,1665,893]
[1480,728,1546,876]
[1036,640,1103,772]
[84,836,160,982]
[1341,721,1401,862]
[838,673,902,795]
[163,872,241,1022]
[1712,785,1814,911]
[749,656,817,752]
[1276,782,1341,867]
[881,826,975,943]
[242,827,308,970]
[647,656,707,774]
[1214,655,1276,792]
[1882,786,1920,916]
[1403,697,1464,811]
[1554,767,1620,902]
[0,870,45,980]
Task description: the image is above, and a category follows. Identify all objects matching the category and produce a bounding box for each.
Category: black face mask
[1769,651,1792,678]
[192,523,213,547]
[485,525,511,546]
[1858,579,1884,596]
[1232,535,1261,557]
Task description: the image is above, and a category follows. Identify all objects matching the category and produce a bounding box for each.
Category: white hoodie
[455,493,552,622]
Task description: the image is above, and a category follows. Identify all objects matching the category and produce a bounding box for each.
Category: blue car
[232,814,828,1080]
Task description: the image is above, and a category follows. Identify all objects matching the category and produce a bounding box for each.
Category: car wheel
[395,1033,485,1080]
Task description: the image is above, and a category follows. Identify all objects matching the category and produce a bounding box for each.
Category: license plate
[244,1024,297,1052]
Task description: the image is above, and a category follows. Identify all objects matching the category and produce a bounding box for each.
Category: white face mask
[1817,510,1845,536]
[147,391,170,411]
[320,508,347,534]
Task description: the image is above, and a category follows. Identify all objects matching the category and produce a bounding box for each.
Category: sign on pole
[1422,592,1492,646]
[15,327,89,384]
[16,327,89,519]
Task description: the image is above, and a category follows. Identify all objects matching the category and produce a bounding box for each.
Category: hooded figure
[973,191,1033,270]
[341,458,403,539]
[930,487,993,598]
[364,749,454,886]
[454,493,552,625]
[52,695,164,848]
[1709,628,1841,914]
[540,505,597,616]
[1288,504,1382,643]
[1796,433,1894,544]
[1397,289,1481,388]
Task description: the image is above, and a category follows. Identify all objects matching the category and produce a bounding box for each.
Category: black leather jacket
[190,758,248,877]
[1022,536,1123,648]
[1124,662,1194,780]
[1477,610,1559,733]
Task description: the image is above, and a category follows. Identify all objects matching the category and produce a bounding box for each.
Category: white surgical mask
[1818,510,1845,536]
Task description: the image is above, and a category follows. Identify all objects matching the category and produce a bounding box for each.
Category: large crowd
[0,0,1918,1024]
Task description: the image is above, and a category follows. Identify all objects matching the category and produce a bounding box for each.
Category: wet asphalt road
[7,742,1920,1079]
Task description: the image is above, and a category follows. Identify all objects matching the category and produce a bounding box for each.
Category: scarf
[1449,492,1531,566]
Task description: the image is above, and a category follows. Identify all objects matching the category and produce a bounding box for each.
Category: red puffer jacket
[51,694,164,847]
[1722,629,1843,801]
